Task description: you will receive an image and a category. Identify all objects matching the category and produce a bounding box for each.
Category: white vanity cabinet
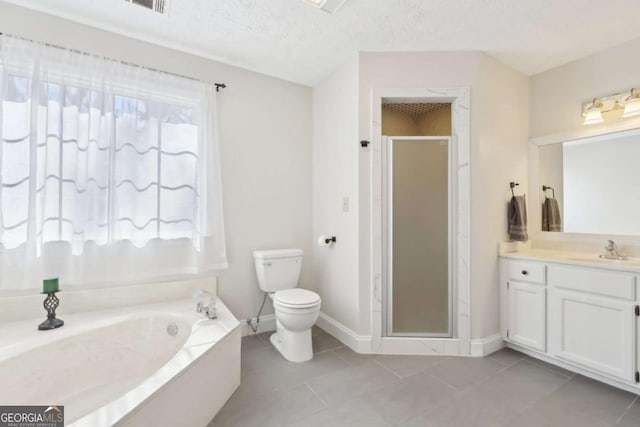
[499,259,547,351]
[547,265,637,382]
[500,256,640,390]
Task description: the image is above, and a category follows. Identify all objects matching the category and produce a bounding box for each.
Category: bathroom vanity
[499,249,640,393]
[501,125,640,393]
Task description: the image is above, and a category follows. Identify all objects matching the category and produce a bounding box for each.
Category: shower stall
[371,90,470,354]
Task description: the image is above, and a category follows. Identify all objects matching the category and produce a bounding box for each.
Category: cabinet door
[549,289,636,382]
[507,280,546,351]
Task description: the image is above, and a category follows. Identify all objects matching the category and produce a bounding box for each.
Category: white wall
[472,55,530,338]
[358,52,529,339]
[530,36,640,138]
[0,3,313,322]
[311,56,361,332]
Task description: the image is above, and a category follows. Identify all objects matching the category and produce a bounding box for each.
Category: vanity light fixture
[622,88,640,118]
[582,87,640,125]
[302,0,349,13]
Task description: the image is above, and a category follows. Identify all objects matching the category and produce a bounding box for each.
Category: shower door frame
[368,87,471,356]
[382,136,454,338]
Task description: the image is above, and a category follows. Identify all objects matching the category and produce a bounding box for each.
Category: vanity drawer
[547,265,636,300]
[507,261,546,284]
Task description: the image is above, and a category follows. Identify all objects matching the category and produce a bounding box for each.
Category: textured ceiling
[383,103,449,118]
[4,0,640,86]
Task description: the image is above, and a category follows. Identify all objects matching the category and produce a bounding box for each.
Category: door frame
[383,136,453,338]
[369,87,471,355]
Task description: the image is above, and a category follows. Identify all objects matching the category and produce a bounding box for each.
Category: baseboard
[240,314,276,337]
[253,311,489,357]
[470,333,504,357]
[316,312,373,353]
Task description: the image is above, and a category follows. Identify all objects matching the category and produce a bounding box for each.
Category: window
[2,75,202,252]
[0,34,227,290]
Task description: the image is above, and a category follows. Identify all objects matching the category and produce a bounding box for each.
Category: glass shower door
[384,137,452,337]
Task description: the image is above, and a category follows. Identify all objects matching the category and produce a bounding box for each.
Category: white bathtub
[0,297,241,426]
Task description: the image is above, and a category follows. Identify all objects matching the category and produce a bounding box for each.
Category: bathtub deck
[0,296,241,427]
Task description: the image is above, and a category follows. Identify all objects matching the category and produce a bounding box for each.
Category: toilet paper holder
[318,235,337,246]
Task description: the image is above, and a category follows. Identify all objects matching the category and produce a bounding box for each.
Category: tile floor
[210,327,640,426]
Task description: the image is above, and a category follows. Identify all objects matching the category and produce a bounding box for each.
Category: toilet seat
[274,289,321,309]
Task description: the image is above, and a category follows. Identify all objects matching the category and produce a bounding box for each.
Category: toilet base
[270,325,313,363]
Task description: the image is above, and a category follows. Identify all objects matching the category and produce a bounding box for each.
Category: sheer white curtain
[0,35,227,291]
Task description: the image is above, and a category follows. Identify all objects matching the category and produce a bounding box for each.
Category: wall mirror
[535,127,640,236]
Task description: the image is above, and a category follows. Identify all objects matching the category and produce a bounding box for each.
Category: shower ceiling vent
[124,0,168,15]
[383,103,450,118]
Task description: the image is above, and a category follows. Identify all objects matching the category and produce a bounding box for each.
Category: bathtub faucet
[192,289,217,319]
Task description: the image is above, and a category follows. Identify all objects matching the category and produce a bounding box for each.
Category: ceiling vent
[382,103,450,118]
[124,0,168,15]
[303,0,349,14]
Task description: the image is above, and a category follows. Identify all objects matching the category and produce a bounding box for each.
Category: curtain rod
[0,31,227,92]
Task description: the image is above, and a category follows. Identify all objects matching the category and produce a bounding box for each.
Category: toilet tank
[253,249,303,293]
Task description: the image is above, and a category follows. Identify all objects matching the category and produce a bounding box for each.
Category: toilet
[253,248,321,362]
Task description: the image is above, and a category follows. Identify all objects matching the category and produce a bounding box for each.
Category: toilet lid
[274,289,320,307]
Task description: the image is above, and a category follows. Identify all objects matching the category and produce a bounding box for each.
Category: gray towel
[508,195,528,241]
[542,197,561,232]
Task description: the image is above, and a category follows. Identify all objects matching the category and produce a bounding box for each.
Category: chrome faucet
[193,289,217,319]
[600,240,627,260]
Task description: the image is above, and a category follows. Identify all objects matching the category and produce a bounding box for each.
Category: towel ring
[542,185,555,198]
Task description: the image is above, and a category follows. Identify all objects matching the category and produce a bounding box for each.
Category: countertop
[499,248,640,274]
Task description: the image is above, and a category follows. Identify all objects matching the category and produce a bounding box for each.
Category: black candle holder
[38,291,64,331]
